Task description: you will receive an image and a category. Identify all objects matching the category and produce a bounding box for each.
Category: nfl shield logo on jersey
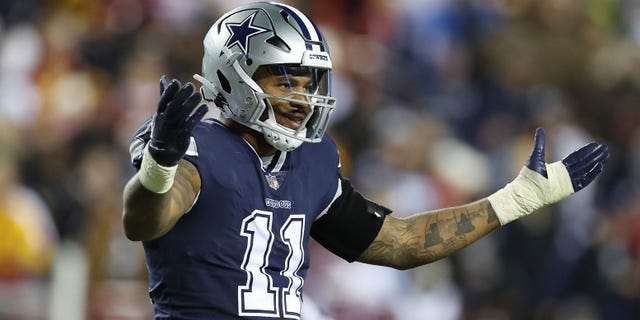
[265,171,287,190]
[265,174,280,190]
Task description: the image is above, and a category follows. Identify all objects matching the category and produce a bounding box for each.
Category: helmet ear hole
[217,70,231,93]
[279,10,289,22]
[266,36,291,52]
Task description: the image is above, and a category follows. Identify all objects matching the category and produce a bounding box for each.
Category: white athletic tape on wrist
[137,145,178,194]
[488,161,574,225]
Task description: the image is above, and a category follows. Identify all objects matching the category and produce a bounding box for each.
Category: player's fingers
[184,104,209,132]
[567,143,608,192]
[526,128,547,178]
[593,144,609,163]
[573,162,604,192]
[566,153,598,176]
[173,83,196,105]
[163,83,196,119]
[158,79,181,113]
[176,104,208,145]
[582,144,609,169]
[563,142,599,166]
[183,91,203,110]
[564,143,607,176]
[160,75,171,95]
[531,128,545,157]
[174,91,203,121]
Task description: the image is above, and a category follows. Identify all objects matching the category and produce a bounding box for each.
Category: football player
[122,2,609,319]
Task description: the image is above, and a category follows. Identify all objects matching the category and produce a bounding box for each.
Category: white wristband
[137,145,178,194]
[488,162,574,225]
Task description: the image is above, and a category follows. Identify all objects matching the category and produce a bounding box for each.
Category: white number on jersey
[238,210,306,319]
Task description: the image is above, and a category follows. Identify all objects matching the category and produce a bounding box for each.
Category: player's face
[255,74,314,130]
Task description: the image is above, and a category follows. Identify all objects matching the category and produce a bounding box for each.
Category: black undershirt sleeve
[311,176,392,262]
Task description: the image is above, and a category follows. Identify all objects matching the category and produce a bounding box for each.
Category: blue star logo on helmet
[224,11,270,54]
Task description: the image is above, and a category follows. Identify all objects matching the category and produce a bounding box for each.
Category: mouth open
[281,112,306,130]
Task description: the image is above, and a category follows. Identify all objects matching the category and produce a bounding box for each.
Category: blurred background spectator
[0,0,638,319]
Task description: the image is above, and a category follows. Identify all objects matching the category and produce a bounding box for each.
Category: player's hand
[488,127,609,225]
[525,127,609,200]
[560,139,609,193]
[148,75,209,167]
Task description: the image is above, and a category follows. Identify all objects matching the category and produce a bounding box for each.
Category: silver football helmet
[194,2,336,151]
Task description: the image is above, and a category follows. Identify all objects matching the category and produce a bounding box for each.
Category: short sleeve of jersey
[129,117,154,170]
[310,176,391,262]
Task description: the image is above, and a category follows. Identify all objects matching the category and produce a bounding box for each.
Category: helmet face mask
[194,2,336,152]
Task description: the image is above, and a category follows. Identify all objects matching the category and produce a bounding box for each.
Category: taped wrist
[488,162,574,225]
[137,144,178,193]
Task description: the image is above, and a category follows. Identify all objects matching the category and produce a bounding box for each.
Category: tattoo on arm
[455,213,475,236]
[358,199,500,269]
[424,223,443,247]
[171,160,201,211]
[487,207,498,224]
[123,159,201,241]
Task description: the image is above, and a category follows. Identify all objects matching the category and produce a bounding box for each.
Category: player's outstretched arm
[122,76,208,241]
[358,128,609,269]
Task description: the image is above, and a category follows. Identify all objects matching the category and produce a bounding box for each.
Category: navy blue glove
[526,127,609,192]
[148,75,209,166]
[525,128,548,178]
[561,141,609,192]
[489,127,609,225]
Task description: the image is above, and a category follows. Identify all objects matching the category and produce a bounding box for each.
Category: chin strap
[262,117,305,151]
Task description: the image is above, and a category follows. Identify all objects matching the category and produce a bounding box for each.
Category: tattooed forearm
[123,159,201,241]
[358,199,501,269]
[455,213,475,236]
[424,223,443,247]
[171,159,201,212]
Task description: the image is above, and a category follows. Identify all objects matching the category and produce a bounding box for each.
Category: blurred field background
[0,0,638,319]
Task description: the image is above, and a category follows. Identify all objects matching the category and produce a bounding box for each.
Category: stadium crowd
[0,0,638,319]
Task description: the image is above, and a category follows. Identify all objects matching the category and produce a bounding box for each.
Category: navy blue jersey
[129,118,385,319]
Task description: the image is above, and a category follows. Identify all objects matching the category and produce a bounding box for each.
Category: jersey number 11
[238,210,305,319]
